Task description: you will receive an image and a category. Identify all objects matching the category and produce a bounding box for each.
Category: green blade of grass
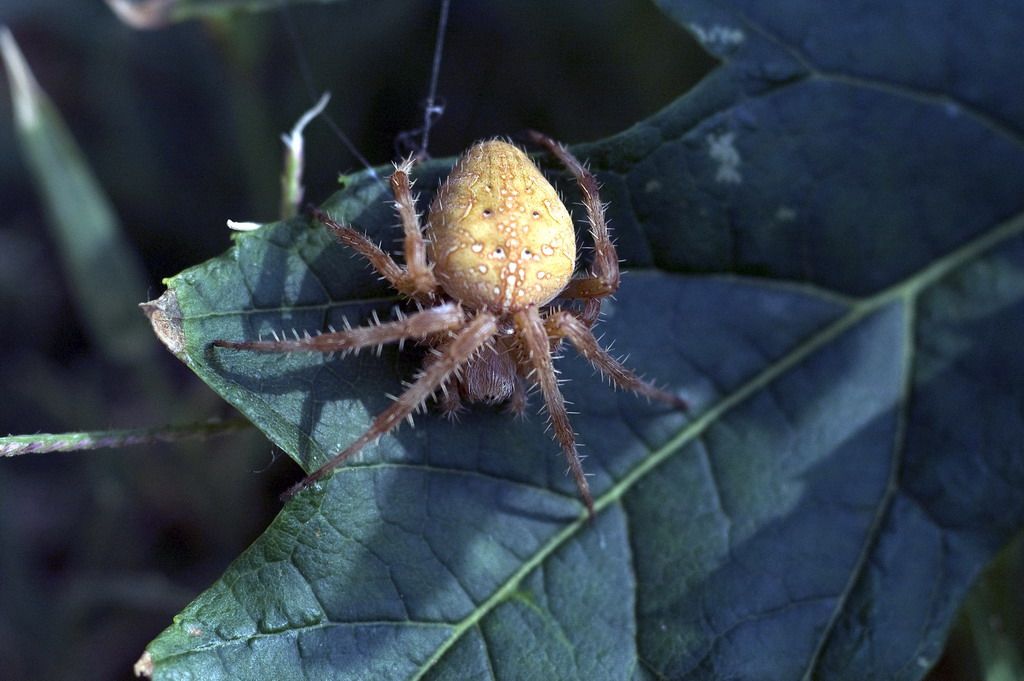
[0,419,251,457]
[105,0,350,28]
[2,28,155,365]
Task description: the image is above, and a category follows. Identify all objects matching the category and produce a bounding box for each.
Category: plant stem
[0,419,251,457]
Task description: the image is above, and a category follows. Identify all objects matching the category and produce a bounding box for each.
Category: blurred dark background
[0,1,1016,679]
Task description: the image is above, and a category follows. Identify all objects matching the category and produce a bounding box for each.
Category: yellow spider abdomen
[427,140,576,311]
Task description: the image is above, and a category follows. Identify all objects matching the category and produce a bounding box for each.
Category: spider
[213,132,687,516]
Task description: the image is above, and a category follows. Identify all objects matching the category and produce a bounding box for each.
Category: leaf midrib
[409,209,1024,679]
[177,294,403,321]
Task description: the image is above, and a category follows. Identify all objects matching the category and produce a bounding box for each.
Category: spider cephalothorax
[214,133,686,516]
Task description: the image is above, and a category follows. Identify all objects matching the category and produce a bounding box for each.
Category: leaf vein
[720,5,1024,148]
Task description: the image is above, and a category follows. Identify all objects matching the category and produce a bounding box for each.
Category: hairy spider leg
[282,311,499,499]
[390,157,439,296]
[546,310,688,410]
[514,306,594,517]
[527,131,620,309]
[310,207,439,304]
[211,303,464,353]
[422,335,466,420]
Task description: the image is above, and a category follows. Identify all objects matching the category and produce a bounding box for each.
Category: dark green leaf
[142,1,1024,678]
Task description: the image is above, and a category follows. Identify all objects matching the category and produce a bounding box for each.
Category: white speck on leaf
[689,23,746,49]
[775,206,797,222]
[707,132,742,184]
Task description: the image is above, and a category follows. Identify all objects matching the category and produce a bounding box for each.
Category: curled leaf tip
[133,651,154,678]
[140,289,185,357]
